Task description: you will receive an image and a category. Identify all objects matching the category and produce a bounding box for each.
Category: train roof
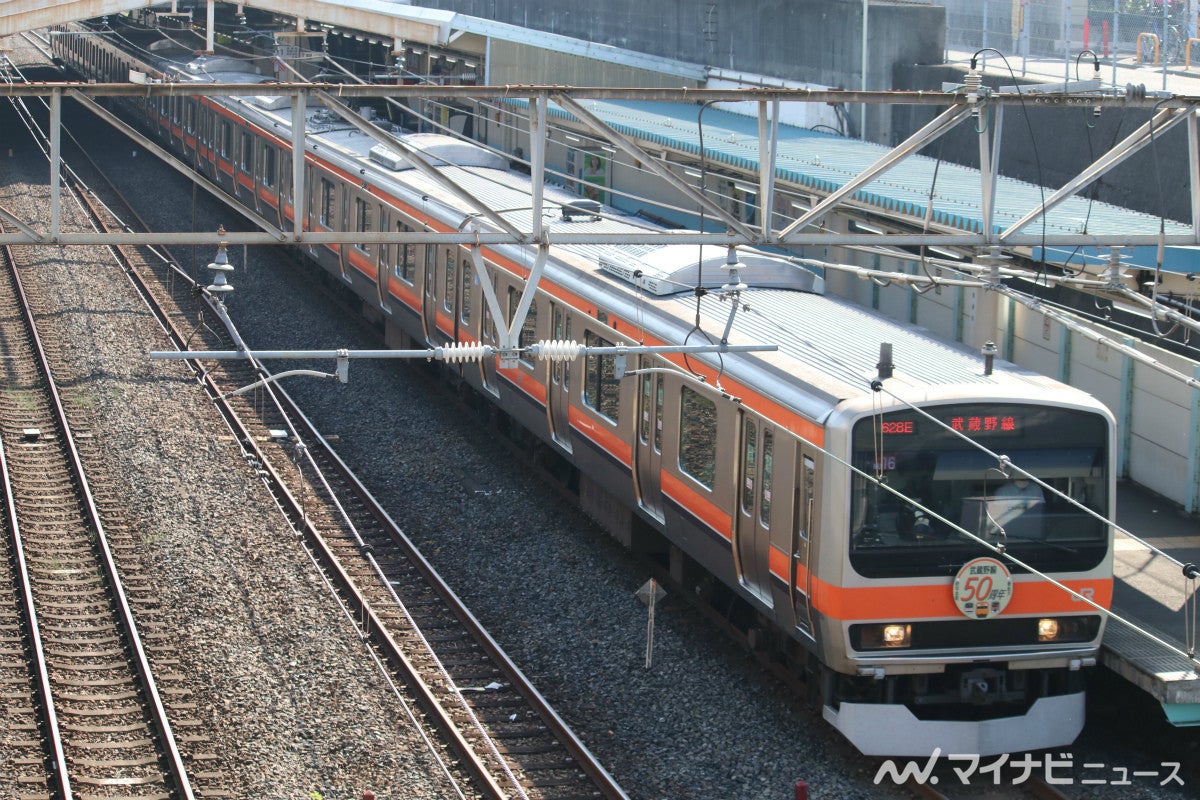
[350,156,1080,418]
[144,51,1098,423]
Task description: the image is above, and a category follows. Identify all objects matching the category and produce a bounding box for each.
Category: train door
[546,302,572,452]
[734,412,775,607]
[375,210,392,315]
[420,244,439,344]
[632,357,664,520]
[790,451,816,636]
[335,189,349,284]
[448,251,469,379]
[478,268,499,396]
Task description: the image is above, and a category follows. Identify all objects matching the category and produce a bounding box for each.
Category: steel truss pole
[292,90,306,236]
[0,205,44,242]
[50,89,60,242]
[979,104,1004,241]
[529,96,546,240]
[999,107,1192,242]
[758,99,779,236]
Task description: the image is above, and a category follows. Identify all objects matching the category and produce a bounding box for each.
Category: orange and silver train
[53,17,1116,756]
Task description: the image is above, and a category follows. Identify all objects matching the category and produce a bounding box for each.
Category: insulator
[440,341,487,363]
[963,68,983,115]
[536,339,581,362]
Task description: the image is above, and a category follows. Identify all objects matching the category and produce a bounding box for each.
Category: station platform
[1107,481,1200,725]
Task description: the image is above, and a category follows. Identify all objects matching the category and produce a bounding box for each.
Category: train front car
[819,390,1114,756]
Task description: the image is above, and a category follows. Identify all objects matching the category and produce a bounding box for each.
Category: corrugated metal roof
[385,163,1046,400]
[505,98,1195,274]
[709,289,1007,390]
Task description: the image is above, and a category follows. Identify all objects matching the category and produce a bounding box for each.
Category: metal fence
[933,0,1200,70]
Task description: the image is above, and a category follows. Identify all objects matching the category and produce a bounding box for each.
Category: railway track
[49,91,629,800]
[0,230,210,798]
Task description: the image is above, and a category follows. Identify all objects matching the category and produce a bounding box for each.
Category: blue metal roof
[508,98,1196,275]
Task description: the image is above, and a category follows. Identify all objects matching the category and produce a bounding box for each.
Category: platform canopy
[0,0,452,48]
[2,0,159,38]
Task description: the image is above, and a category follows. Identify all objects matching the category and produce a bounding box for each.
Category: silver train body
[54,19,1117,756]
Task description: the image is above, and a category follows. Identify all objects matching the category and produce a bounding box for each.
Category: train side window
[319,178,335,227]
[263,145,277,187]
[185,101,195,134]
[379,208,388,267]
[553,307,571,392]
[482,276,498,344]
[636,360,663,451]
[394,223,415,283]
[679,386,717,489]
[240,131,253,172]
[424,244,435,299]
[800,456,815,540]
[354,197,372,256]
[521,300,537,362]
[219,119,231,158]
[443,249,455,312]
[742,419,758,513]
[583,331,619,422]
[281,166,292,206]
[508,287,538,365]
[460,259,472,323]
[760,428,774,526]
[654,370,663,451]
[640,373,652,443]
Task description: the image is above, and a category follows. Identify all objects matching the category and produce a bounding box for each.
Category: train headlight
[859,623,912,649]
[1034,616,1102,644]
[1037,618,1061,642]
[882,624,911,647]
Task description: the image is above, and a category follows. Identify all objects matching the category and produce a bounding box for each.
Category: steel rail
[272,379,634,800]
[0,231,198,800]
[8,212,199,797]
[159,277,629,800]
[0,240,72,800]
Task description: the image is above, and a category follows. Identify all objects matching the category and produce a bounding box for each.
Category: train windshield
[848,403,1110,578]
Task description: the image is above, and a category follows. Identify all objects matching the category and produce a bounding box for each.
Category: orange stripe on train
[661,470,732,541]
[809,574,1113,621]
[567,406,631,467]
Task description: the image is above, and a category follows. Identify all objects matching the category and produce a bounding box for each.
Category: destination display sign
[944,414,1019,436]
